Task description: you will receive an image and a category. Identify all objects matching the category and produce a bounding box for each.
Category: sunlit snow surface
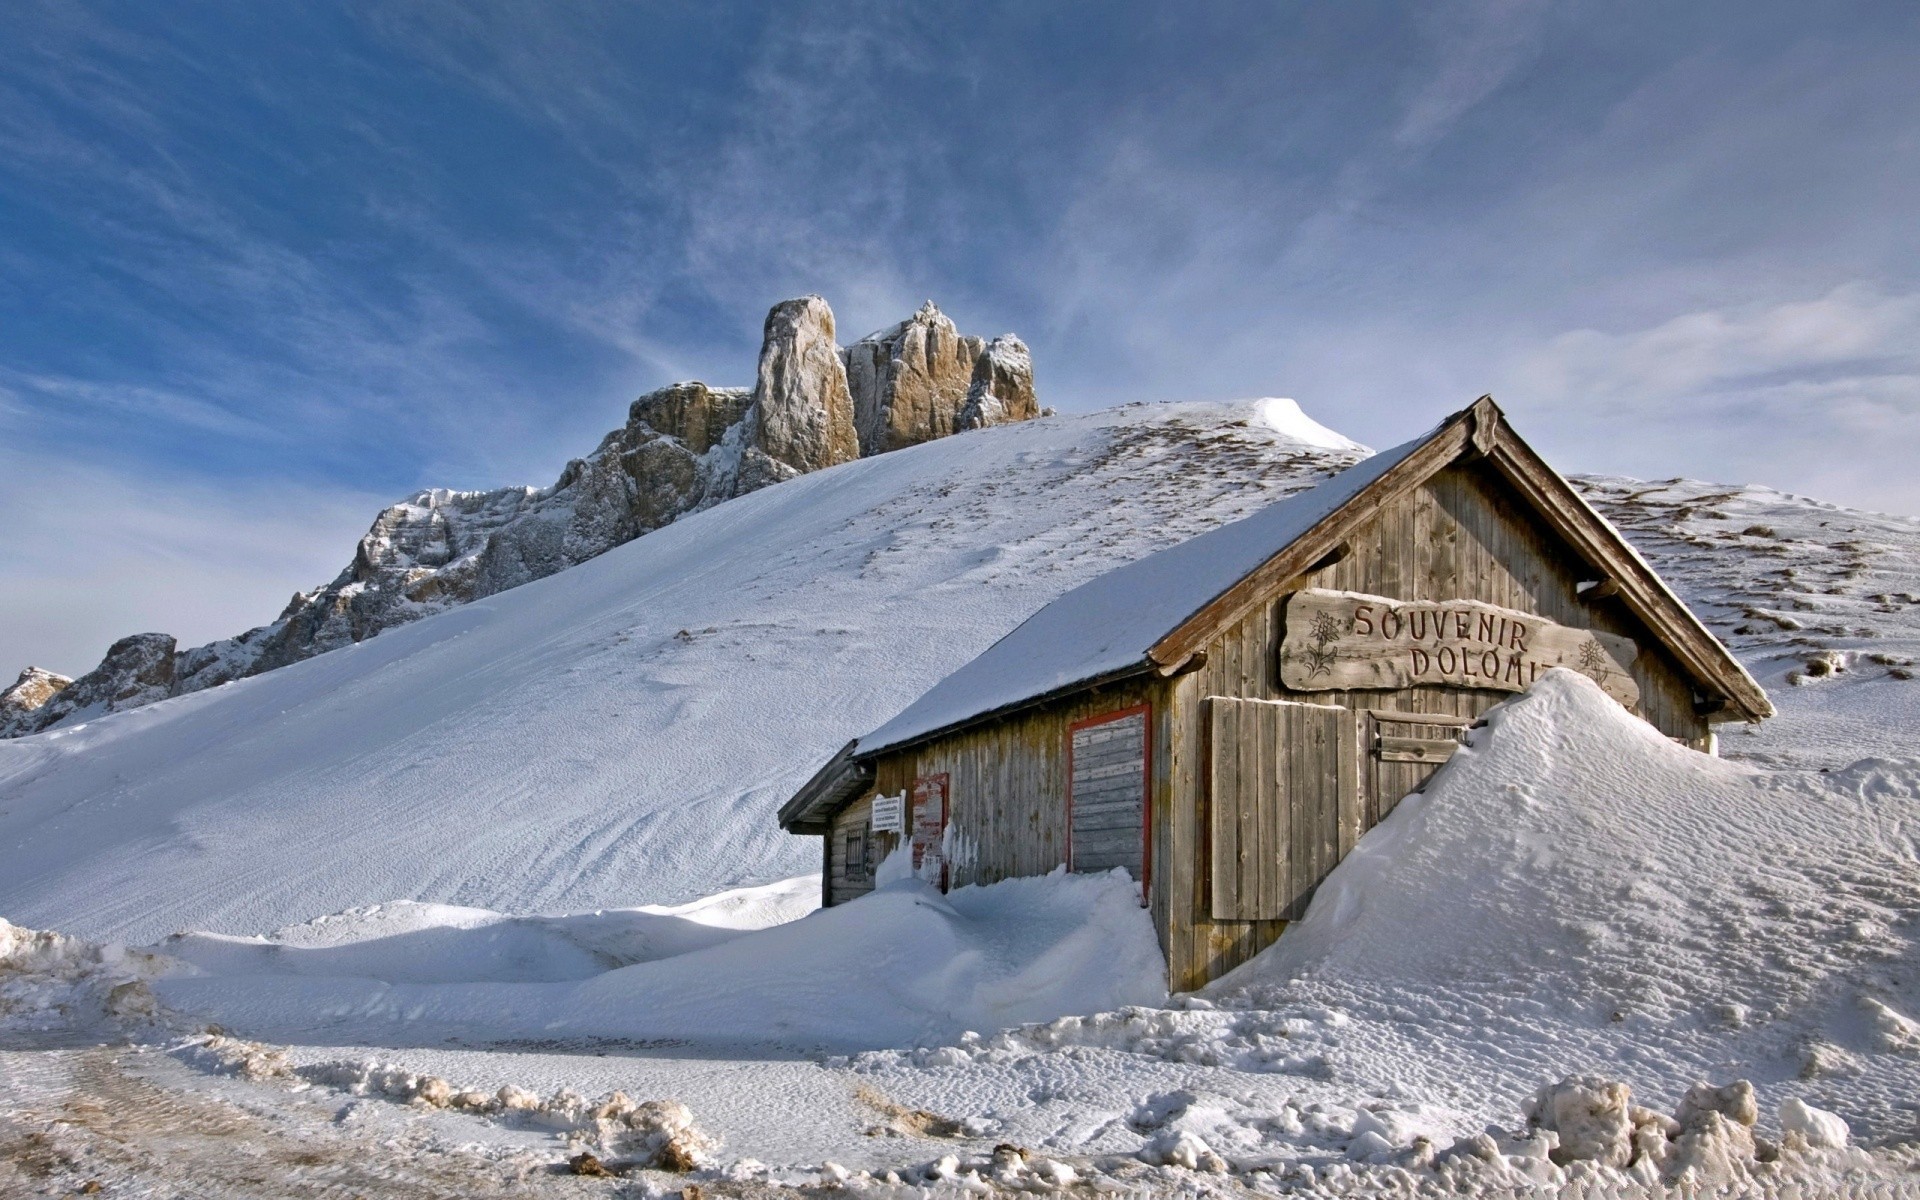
[9,400,1920,1193]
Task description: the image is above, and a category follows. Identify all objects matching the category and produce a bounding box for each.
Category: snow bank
[157,876,818,984]
[1217,669,1920,1143]
[1252,397,1368,453]
[153,868,1165,1053]
[0,917,169,1034]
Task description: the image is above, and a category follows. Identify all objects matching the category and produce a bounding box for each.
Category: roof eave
[777,739,874,834]
[854,658,1162,762]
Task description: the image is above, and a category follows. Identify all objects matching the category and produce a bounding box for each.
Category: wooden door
[1361,710,1469,826]
[1207,697,1358,921]
[1068,705,1151,892]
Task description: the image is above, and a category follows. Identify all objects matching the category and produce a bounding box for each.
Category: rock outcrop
[0,667,72,736]
[960,334,1039,431]
[743,296,860,477]
[843,302,1038,454]
[4,634,177,735]
[4,295,1041,738]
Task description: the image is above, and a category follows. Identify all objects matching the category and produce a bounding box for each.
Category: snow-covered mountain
[0,296,1039,739]
[9,396,1920,1194]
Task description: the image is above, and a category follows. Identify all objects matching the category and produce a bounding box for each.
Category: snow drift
[151,867,1165,1053]
[1219,669,1920,1143]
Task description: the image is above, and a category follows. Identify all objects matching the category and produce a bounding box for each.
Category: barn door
[1207,697,1359,922]
[1362,710,1470,826]
[1068,705,1151,894]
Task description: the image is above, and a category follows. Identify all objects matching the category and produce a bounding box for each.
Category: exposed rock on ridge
[0,667,71,730]
[6,635,176,734]
[2,295,1040,738]
[844,301,1038,455]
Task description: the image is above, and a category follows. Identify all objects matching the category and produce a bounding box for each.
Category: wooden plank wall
[1161,466,1713,990]
[826,792,884,906]
[864,678,1168,897]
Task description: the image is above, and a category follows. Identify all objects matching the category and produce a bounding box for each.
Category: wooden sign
[1280,588,1640,706]
[869,791,905,834]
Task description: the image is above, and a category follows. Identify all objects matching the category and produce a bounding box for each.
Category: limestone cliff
[2,295,1041,737]
[843,302,1038,455]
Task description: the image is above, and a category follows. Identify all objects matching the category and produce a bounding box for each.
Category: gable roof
[778,398,1771,833]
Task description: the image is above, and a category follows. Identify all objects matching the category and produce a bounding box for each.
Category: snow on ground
[1577,474,1920,769]
[152,867,1164,1054]
[0,401,1360,944]
[157,876,820,986]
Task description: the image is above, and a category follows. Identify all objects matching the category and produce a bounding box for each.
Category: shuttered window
[1206,696,1357,922]
[1068,705,1151,891]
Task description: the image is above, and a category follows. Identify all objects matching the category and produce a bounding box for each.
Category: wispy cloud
[0,447,386,679]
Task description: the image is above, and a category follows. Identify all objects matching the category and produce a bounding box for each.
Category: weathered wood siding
[1206,697,1356,922]
[1160,466,1713,990]
[826,792,886,906]
[1069,706,1152,878]
[860,678,1169,901]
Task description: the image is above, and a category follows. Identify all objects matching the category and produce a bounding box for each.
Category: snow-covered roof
[855,429,1434,756]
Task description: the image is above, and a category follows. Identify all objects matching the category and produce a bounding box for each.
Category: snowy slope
[1577,476,1920,768]
[0,401,1358,943]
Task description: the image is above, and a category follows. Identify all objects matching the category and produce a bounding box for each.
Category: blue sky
[3,1,1916,678]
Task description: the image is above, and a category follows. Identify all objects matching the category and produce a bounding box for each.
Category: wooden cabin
[777,398,1771,991]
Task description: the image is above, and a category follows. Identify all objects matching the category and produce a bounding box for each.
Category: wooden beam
[1307,542,1351,574]
[1156,649,1209,678]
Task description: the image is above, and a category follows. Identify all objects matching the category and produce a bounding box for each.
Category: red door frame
[1065,702,1153,898]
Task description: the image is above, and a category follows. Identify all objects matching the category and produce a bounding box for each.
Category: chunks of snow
[1524,1076,1634,1167]
[1780,1098,1851,1150]
[1140,1127,1227,1172]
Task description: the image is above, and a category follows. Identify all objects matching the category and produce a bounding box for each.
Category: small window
[843,826,871,883]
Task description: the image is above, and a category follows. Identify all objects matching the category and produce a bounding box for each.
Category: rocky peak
[742,296,860,478]
[842,301,1039,454]
[0,667,72,736]
[959,334,1039,431]
[628,381,753,457]
[2,633,177,736]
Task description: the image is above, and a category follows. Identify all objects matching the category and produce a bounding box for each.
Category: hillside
[7,398,1920,1195]
[0,399,1364,942]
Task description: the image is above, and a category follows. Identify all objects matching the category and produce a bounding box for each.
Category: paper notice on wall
[870,791,905,833]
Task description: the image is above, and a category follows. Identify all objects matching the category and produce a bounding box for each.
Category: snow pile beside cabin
[150,867,1164,1053]
[847,671,1920,1168]
[1223,669,1920,1141]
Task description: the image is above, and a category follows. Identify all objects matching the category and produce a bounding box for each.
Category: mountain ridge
[1,295,1039,738]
